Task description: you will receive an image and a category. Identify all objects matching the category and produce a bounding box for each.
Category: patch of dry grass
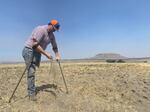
[0,62,150,112]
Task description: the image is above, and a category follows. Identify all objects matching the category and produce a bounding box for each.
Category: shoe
[29,95,37,101]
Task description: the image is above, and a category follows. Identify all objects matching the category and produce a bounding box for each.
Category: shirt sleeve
[51,34,58,53]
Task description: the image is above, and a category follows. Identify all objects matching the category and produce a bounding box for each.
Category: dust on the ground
[0,62,150,112]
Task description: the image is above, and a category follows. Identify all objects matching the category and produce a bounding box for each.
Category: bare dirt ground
[0,61,150,112]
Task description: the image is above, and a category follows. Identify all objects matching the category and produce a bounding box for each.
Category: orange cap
[50,19,60,30]
[50,19,59,25]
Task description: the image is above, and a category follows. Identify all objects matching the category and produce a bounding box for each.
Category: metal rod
[8,66,27,103]
[57,60,69,94]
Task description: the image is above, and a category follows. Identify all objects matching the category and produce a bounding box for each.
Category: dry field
[0,61,150,112]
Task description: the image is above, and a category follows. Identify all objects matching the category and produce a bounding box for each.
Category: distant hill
[91,53,128,60]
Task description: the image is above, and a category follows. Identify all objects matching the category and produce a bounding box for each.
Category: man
[22,19,61,101]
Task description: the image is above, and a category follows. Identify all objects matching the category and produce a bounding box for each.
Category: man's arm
[32,38,52,59]
[35,45,52,59]
[51,35,61,60]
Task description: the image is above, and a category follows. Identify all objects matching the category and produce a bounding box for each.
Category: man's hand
[45,52,53,60]
[34,45,53,60]
[55,52,61,61]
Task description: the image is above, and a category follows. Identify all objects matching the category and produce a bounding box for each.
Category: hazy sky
[0,0,150,62]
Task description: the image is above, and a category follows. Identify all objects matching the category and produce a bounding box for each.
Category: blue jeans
[22,47,41,96]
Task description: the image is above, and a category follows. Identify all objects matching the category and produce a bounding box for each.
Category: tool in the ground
[8,65,28,103]
[57,60,69,94]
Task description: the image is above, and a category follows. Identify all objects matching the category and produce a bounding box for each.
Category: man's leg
[22,47,41,101]
[22,47,37,101]
[27,63,36,96]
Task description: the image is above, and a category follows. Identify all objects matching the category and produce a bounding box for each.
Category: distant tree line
[106,59,125,63]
